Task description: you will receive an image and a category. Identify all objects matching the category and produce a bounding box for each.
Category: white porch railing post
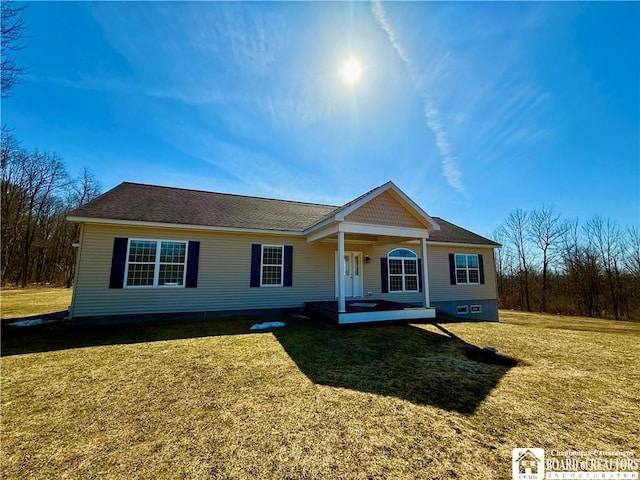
[338,231,346,313]
[421,237,431,308]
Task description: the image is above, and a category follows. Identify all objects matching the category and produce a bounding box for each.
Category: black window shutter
[418,259,423,292]
[381,258,388,293]
[109,237,128,288]
[448,253,457,285]
[283,245,293,287]
[478,254,485,284]
[250,244,261,287]
[185,241,200,288]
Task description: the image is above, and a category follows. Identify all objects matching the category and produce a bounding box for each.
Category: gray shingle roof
[71,182,337,232]
[313,183,382,225]
[429,217,500,246]
[70,182,499,246]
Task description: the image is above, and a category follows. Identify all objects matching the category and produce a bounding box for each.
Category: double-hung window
[388,248,418,292]
[261,245,284,286]
[455,254,480,284]
[125,239,187,287]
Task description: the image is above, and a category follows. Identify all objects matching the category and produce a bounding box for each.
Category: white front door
[336,251,363,298]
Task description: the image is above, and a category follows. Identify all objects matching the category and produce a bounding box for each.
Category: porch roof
[304,222,431,244]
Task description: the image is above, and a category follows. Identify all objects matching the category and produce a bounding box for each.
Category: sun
[341,58,362,85]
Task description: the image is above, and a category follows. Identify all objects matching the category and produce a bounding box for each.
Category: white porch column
[421,237,431,308]
[338,231,346,313]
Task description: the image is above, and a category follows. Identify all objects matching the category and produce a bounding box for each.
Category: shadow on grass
[273,320,519,414]
[2,314,518,414]
[1,315,266,356]
[1,310,69,322]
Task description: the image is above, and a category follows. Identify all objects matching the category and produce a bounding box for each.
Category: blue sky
[3,1,639,235]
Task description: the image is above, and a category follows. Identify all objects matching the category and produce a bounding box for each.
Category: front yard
[0,287,72,319]
[1,290,639,479]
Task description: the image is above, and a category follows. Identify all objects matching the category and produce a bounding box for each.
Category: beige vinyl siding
[357,244,497,304]
[71,224,337,317]
[71,223,497,317]
[352,243,497,304]
[356,243,424,304]
[344,191,425,229]
[426,245,497,302]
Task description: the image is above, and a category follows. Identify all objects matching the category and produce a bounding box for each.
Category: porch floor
[305,300,436,325]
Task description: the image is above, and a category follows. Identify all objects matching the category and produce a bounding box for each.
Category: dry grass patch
[0,287,72,319]
[2,309,638,479]
[499,308,640,334]
[445,318,639,456]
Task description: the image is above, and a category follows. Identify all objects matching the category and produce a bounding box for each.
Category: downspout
[68,223,85,319]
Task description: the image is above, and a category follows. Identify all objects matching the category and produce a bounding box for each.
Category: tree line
[492,206,640,320]
[1,128,101,287]
[1,3,102,288]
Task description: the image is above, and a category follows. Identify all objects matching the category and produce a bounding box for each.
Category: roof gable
[344,190,426,229]
[306,181,440,233]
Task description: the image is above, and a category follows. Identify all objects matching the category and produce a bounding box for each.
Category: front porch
[306,299,437,325]
[302,182,443,323]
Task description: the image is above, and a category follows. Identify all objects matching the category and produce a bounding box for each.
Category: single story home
[67,181,501,324]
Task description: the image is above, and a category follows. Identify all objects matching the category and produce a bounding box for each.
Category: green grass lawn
[1,292,639,479]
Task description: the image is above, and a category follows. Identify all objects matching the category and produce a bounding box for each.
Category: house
[67,181,501,324]
[515,449,543,476]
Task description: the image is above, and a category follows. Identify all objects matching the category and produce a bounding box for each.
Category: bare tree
[529,205,565,312]
[1,128,27,282]
[622,226,640,320]
[62,169,101,286]
[2,129,102,287]
[1,1,28,98]
[502,209,532,311]
[1,146,68,286]
[491,227,507,303]
[1,125,20,168]
[69,168,101,208]
[494,205,639,320]
[626,226,640,276]
[584,216,624,320]
[24,151,68,286]
[560,219,598,317]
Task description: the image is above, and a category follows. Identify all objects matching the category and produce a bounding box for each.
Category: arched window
[388,248,418,292]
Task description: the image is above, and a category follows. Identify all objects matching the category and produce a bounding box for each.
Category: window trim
[454,253,480,285]
[470,305,482,313]
[260,244,284,287]
[387,248,419,293]
[457,305,469,314]
[124,238,188,289]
